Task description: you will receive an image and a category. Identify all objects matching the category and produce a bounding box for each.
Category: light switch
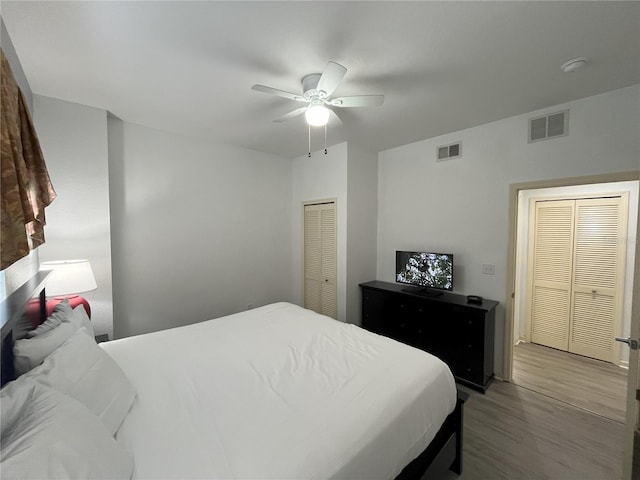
[482,264,496,275]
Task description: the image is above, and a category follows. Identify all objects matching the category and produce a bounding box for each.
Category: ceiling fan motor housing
[302,73,325,100]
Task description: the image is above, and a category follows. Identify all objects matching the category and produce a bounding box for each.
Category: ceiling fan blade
[251,84,305,102]
[316,61,347,97]
[329,95,384,108]
[273,107,308,123]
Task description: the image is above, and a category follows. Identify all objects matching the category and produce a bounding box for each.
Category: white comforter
[101,302,456,479]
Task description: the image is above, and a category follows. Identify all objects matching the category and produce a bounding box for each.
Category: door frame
[504,170,640,381]
[623,188,640,479]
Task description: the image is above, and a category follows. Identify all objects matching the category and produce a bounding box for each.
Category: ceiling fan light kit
[251,60,384,157]
[305,103,330,126]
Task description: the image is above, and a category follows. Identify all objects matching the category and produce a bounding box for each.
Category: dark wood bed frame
[0,271,467,479]
[1,271,50,386]
[397,389,468,479]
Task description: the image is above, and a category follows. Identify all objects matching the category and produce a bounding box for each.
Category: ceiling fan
[251,61,384,126]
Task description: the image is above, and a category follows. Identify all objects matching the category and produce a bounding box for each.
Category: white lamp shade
[305,105,330,126]
[40,259,97,297]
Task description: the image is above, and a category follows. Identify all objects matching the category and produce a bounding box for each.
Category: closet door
[304,202,337,319]
[529,200,575,350]
[569,197,627,362]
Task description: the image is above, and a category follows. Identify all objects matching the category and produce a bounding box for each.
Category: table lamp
[40,259,97,317]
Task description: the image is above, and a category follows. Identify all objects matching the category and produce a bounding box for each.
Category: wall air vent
[436,141,462,161]
[528,110,569,143]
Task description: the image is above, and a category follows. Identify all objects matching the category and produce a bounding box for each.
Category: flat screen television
[395,251,453,296]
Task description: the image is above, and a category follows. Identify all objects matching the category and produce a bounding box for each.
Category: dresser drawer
[359,281,498,393]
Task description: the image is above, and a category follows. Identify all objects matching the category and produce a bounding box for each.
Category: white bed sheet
[101,302,456,480]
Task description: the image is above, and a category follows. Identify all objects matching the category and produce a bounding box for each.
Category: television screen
[396,251,453,291]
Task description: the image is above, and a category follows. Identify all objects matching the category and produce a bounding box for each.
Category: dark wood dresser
[360,280,499,392]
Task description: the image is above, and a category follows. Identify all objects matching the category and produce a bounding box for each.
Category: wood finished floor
[512,342,628,423]
[442,381,625,480]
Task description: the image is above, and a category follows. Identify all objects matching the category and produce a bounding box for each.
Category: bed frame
[396,388,468,479]
[1,271,50,386]
[0,271,467,478]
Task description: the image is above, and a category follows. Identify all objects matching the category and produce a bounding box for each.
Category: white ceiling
[2,1,639,158]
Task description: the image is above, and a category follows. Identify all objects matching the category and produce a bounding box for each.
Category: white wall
[346,143,378,325]
[291,142,348,322]
[377,85,640,379]
[33,95,113,338]
[108,119,293,338]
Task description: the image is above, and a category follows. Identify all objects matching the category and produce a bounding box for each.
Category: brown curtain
[1,48,56,270]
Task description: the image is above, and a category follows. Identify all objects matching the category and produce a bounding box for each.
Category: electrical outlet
[482,264,496,275]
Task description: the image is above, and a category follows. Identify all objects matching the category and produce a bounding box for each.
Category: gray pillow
[26,298,74,338]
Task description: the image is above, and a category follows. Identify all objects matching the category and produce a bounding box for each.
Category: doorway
[505,173,639,422]
[527,195,628,362]
[303,200,337,319]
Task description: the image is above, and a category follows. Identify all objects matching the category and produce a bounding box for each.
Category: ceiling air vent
[436,141,461,161]
[528,110,569,143]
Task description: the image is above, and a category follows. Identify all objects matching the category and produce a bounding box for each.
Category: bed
[1,272,467,479]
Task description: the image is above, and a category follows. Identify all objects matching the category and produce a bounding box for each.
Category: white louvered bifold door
[304,206,322,314]
[319,206,337,319]
[569,197,627,362]
[304,202,337,319]
[529,200,575,350]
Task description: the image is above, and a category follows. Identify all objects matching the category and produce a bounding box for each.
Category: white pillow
[15,301,96,375]
[21,328,136,435]
[13,321,77,376]
[0,379,133,480]
[27,300,94,339]
[71,304,95,338]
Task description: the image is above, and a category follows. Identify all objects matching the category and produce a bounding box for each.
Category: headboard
[0,270,50,386]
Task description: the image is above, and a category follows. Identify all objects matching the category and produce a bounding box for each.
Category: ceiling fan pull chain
[308,123,311,158]
[324,124,328,155]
